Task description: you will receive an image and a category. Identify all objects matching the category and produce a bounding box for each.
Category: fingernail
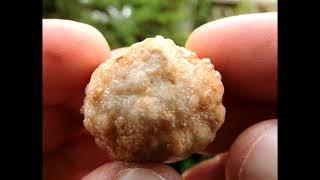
[114,168,166,180]
[239,126,277,180]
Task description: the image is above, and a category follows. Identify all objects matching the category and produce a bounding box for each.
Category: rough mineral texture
[82,35,226,162]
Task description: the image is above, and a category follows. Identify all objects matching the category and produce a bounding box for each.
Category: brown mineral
[82,35,225,162]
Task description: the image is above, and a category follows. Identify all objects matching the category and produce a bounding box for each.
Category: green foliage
[169,154,213,173]
[43,0,272,49]
[235,0,258,14]
[44,0,212,48]
[43,0,275,49]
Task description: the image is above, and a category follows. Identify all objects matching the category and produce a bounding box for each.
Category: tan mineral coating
[82,36,226,163]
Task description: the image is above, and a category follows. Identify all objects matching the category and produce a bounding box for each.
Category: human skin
[43,12,277,180]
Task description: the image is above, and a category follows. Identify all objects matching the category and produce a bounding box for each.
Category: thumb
[82,161,181,180]
[226,119,277,180]
[182,119,277,180]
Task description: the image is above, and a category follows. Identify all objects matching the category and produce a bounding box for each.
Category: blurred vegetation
[43,0,275,49]
[170,154,213,173]
[43,0,276,173]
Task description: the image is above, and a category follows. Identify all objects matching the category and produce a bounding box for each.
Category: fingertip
[186,13,277,103]
[61,47,130,113]
[43,19,110,53]
[186,12,277,49]
[43,19,110,106]
[82,162,181,180]
[226,119,277,180]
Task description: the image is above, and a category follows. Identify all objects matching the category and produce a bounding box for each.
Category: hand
[42,19,180,180]
[43,12,277,180]
[182,12,277,180]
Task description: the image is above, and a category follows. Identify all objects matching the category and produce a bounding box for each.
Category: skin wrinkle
[237,126,273,180]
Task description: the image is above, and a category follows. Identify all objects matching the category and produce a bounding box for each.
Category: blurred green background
[43,0,276,49]
[43,0,276,173]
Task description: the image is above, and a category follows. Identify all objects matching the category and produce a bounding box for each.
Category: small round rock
[82,35,226,163]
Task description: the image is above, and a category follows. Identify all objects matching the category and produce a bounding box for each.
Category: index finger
[42,19,110,152]
[43,19,110,107]
[186,12,277,103]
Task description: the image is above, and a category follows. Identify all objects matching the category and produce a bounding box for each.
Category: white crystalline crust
[82,35,226,162]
